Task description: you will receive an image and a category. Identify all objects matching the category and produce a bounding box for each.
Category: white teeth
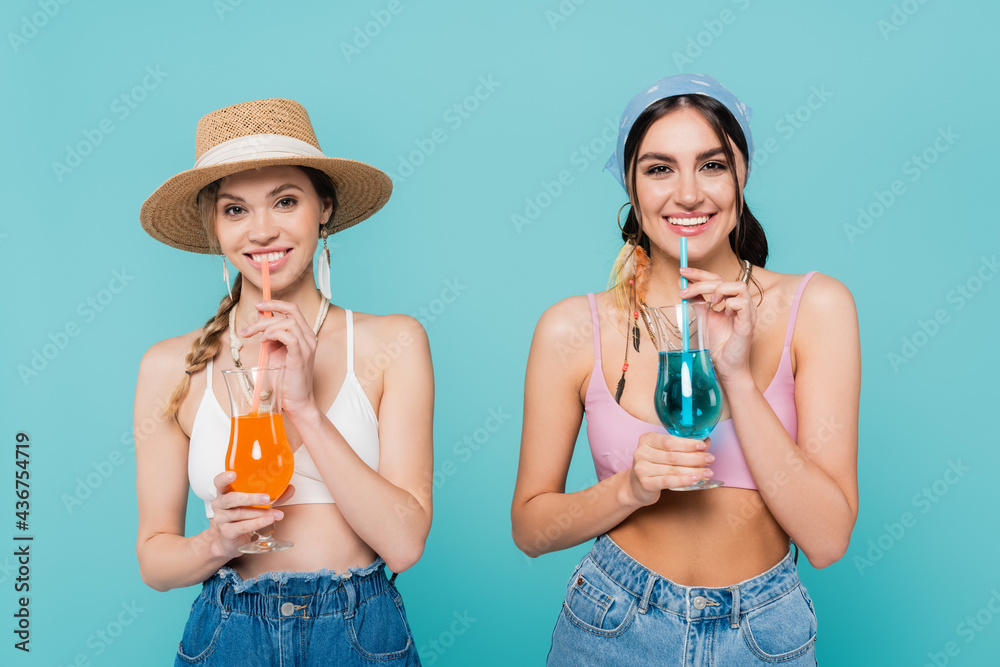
[251,251,286,262]
[667,215,711,226]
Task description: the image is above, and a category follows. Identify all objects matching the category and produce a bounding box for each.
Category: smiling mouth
[248,250,288,263]
[666,215,712,227]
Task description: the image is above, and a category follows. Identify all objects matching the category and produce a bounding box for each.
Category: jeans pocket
[560,557,637,637]
[176,595,228,664]
[347,587,414,661]
[741,585,817,662]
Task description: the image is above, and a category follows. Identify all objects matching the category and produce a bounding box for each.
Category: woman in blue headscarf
[512,74,860,664]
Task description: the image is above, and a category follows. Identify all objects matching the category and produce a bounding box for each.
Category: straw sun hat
[140,98,392,254]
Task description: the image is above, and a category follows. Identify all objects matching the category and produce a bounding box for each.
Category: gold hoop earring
[617,202,632,236]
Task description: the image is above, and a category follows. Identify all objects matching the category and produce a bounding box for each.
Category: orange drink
[222,363,294,552]
[225,413,294,504]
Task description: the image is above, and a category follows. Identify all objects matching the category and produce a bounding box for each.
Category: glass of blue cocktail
[650,301,724,491]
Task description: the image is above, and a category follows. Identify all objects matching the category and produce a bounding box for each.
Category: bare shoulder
[796,272,858,325]
[755,268,854,312]
[351,311,430,358]
[532,293,595,359]
[528,294,604,393]
[135,330,202,431]
[765,271,860,356]
[138,330,201,387]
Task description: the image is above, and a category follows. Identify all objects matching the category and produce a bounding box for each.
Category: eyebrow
[217,183,305,203]
[637,147,726,163]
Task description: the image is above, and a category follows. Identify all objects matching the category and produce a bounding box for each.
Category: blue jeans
[548,535,817,666]
[175,558,420,666]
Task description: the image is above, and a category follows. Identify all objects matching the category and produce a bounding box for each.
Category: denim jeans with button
[547,535,818,666]
[174,558,420,666]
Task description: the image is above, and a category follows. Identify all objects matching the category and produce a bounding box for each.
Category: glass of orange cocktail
[221,366,294,553]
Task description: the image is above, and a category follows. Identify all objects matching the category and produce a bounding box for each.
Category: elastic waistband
[589,535,800,622]
[201,558,389,620]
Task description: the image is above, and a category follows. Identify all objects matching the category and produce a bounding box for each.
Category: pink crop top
[187,309,380,518]
[584,272,817,490]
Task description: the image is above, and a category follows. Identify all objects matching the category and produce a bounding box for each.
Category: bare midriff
[224,504,378,580]
[608,487,790,587]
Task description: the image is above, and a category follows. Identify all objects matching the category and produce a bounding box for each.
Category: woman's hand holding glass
[625,432,716,506]
[208,471,295,559]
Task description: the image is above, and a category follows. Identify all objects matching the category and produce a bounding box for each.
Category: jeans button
[692,596,708,610]
[280,602,296,616]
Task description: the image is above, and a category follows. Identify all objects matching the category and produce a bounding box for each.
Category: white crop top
[188,309,380,518]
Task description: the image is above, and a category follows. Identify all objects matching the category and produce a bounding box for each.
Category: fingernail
[689,474,700,481]
[258,495,270,504]
[272,510,283,520]
[705,454,715,463]
[696,442,708,451]
[703,469,715,478]
[239,328,249,336]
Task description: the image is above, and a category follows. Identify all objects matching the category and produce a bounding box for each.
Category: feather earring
[632,243,651,352]
[616,241,653,404]
[615,276,635,404]
[318,231,331,300]
[222,256,233,302]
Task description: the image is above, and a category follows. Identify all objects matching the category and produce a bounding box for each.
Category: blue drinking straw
[679,237,690,353]
[679,237,693,428]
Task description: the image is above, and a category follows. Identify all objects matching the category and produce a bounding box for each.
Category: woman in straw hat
[512,74,859,664]
[135,99,429,665]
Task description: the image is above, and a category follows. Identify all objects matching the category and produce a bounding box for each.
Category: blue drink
[655,350,723,439]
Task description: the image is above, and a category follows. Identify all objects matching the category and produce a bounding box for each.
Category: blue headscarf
[605,73,754,192]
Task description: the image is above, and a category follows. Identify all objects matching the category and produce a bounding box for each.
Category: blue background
[2,1,998,665]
